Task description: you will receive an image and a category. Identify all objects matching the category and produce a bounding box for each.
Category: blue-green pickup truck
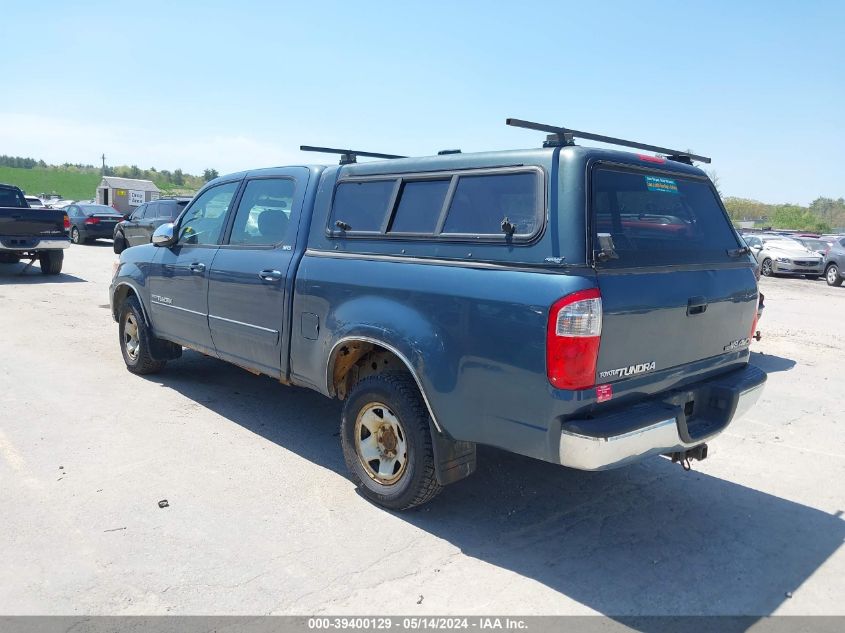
[109,121,766,509]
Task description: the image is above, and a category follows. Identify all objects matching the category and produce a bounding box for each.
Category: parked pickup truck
[110,120,767,509]
[0,183,69,274]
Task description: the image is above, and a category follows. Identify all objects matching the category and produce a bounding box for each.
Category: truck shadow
[750,352,796,373]
[148,351,844,621]
[0,262,86,283]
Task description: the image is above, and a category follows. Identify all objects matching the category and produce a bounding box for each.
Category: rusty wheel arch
[326,337,443,433]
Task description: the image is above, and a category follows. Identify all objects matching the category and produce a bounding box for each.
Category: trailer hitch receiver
[666,444,708,471]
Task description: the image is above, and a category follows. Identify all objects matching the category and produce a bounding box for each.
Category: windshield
[591,167,740,266]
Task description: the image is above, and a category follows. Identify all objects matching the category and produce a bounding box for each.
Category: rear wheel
[38,250,63,275]
[113,231,127,254]
[341,372,441,510]
[760,258,773,277]
[118,296,166,374]
[826,264,843,287]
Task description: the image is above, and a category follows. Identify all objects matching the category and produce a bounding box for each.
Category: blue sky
[1,0,843,204]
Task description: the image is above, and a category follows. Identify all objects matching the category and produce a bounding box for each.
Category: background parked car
[824,239,845,287]
[24,195,45,208]
[66,203,124,244]
[48,199,74,209]
[743,235,824,279]
[113,197,190,253]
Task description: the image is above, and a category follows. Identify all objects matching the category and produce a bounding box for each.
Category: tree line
[0,155,220,190]
[723,197,845,233]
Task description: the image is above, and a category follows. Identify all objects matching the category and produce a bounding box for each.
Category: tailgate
[591,165,758,384]
[0,208,66,237]
[596,267,757,382]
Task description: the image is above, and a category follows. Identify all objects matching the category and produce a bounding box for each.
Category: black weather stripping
[505,118,711,164]
[300,145,407,165]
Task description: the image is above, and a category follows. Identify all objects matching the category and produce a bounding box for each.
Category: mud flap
[149,338,183,361]
[430,425,476,486]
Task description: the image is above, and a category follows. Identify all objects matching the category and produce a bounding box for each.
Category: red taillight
[750,301,759,341]
[63,214,69,229]
[546,288,602,390]
[84,217,100,225]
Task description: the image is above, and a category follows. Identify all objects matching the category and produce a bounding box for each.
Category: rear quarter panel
[291,254,597,460]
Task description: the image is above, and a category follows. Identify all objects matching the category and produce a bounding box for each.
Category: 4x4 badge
[723,338,751,352]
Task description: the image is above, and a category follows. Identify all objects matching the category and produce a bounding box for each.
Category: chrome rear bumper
[559,365,766,471]
[0,238,71,251]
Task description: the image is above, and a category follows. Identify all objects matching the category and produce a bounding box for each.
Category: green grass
[0,167,101,201]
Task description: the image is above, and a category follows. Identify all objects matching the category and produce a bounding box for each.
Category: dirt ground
[0,243,843,617]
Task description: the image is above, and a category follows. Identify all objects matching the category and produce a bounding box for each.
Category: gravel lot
[1,243,843,617]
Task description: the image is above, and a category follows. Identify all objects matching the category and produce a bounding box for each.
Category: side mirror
[152,222,177,247]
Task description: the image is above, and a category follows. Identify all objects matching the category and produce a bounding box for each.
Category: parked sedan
[66,204,124,244]
[743,235,825,279]
[113,198,190,253]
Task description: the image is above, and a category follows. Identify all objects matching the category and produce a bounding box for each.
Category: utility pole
[101,153,106,174]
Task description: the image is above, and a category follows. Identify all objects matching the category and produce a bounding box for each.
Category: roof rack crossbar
[505,118,711,164]
[300,145,407,165]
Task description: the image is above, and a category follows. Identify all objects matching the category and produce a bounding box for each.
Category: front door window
[178,182,239,245]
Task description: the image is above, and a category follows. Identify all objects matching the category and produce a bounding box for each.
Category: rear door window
[228,178,296,246]
[591,167,740,267]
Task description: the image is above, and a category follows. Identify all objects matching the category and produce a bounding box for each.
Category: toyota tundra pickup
[0,183,69,274]
[109,120,767,510]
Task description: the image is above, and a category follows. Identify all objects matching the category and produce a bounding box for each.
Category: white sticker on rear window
[645,176,679,194]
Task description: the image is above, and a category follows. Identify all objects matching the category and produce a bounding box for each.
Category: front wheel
[760,258,774,277]
[38,250,63,275]
[70,227,85,245]
[341,372,441,510]
[118,297,166,374]
[826,264,843,287]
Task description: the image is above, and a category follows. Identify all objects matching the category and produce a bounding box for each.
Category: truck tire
[38,250,63,275]
[341,372,442,510]
[826,263,843,287]
[113,231,127,254]
[118,296,166,374]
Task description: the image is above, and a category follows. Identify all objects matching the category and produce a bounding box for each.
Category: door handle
[687,296,708,316]
[258,269,282,282]
[189,262,206,274]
